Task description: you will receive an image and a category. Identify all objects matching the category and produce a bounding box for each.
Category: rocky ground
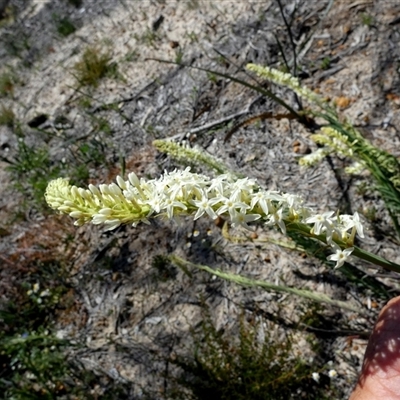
[1,1,400,399]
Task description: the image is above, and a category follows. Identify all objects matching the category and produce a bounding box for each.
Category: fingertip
[350,296,400,400]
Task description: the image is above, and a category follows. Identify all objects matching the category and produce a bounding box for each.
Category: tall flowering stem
[246,63,327,111]
[153,139,233,176]
[246,63,400,237]
[45,168,400,273]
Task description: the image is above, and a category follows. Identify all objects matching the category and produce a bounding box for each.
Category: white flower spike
[45,169,365,267]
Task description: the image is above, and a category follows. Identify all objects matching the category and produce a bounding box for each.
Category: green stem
[146,57,303,120]
[170,255,367,315]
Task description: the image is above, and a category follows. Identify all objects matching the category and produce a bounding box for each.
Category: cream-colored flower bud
[89,184,101,197]
[116,176,127,190]
[128,172,140,188]
[69,211,83,218]
[99,208,113,215]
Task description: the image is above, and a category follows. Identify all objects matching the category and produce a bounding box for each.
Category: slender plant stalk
[146,57,304,121]
[169,255,367,315]
[276,0,298,77]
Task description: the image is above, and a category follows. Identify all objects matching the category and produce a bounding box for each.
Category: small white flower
[306,211,334,236]
[164,197,187,219]
[215,194,249,217]
[250,191,272,215]
[230,209,261,230]
[312,372,320,383]
[328,369,337,378]
[230,177,257,196]
[26,372,36,380]
[282,192,302,210]
[146,192,164,213]
[342,211,365,238]
[265,206,286,234]
[327,245,354,268]
[55,330,65,339]
[192,194,220,220]
[207,174,231,196]
[40,289,50,297]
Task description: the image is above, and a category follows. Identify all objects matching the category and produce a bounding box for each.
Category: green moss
[56,17,76,37]
[0,71,17,97]
[0,104,15,127]
[73,46,118,87]
[320,57,331,70]
[360,13,373,27]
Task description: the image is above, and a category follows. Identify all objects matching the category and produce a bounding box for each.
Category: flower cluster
[299,127,357,168]
[153,139,231,175]
[26,282,56,306]
[246,63,323,106]
[298,148,329,167]
[45,168,364,268]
